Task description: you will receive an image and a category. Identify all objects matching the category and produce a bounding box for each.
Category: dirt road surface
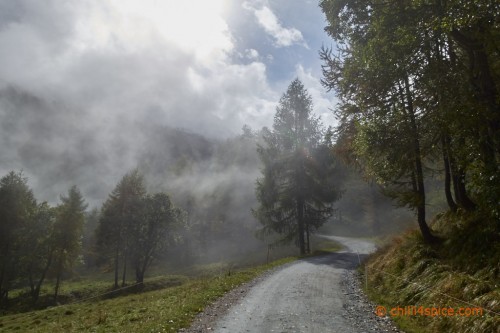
[207,236,386,333]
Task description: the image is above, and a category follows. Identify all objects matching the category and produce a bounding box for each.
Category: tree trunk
[448,149,475,211]
[114,247,119,289]
[449,155,462,205]
[0,263,4,300]
[0,246,9,304]
[136,258,148,284]
[297,199,306,255]
[450,29,499,178]
[135,270,144,284]
[441,136,457,212]
[136,250,154,284]
[404,75,435,243]
[32,249,54,303]
[28,268,35,298]
[455,167,476,210]
[121,250,128,287]
[53,256,63,303]
[0,290,8,308]
[305,221,310,254]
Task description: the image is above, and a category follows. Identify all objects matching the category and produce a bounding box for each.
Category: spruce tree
[254,79,341,254]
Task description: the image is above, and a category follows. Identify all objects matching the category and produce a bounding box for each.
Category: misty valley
[1,0,499,332]
[0,108,414,308]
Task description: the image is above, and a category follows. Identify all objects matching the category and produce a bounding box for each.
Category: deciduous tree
[130,193,185,283]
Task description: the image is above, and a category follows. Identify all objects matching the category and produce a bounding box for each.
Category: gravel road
[184,235,402,333]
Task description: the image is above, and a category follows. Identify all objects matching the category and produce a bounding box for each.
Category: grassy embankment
[0,258,294,332]
[0,237,340,332]
[363,211,500,333]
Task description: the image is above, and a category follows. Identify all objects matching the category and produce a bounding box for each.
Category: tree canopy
[320,0,500,240]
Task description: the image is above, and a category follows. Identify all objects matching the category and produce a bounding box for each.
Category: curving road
[211,236,377,333]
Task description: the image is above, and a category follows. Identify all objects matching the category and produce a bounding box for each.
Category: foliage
[319,0,500,240]
[131,193,185,283]
[96,170,147,288]
[0,171,89,306]
[52,186,87,301]
[21,202,56,303]
[254,79,342,254]
[96,170,187,286]
[0,171,38,305]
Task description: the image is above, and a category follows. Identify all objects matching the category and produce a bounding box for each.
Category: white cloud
[242,1,307,48]
[245,48,260,60]
[0,0,284,203]
[0,0,335,205]
[0,0,278,135]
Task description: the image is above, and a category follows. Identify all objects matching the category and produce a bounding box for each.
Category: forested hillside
[318,1,500,331]
[320,0,499,240]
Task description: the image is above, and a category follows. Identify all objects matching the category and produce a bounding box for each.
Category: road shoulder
[180,262,295,333]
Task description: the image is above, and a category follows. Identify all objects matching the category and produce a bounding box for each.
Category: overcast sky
[0,0,337,205]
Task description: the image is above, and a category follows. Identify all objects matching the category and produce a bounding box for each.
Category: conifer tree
[254,79,342,254]
[52,185,87,301]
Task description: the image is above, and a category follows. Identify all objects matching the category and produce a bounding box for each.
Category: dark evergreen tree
[254,79,342,255]
[52,185,87,302]
[0,171,37,305]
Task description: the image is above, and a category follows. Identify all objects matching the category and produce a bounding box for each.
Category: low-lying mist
[0,84,421,270]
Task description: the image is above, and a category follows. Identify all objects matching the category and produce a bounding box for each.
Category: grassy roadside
[310,237,343,254]
[0,257,297,332]
[0,237,344,332]
[361,211,500,333]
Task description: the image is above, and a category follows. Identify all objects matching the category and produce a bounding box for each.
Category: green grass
[362,211,500,333]
[309,237,342,255]
[0,257,296,332]
[2,274,189,316]
[0,237,343,332]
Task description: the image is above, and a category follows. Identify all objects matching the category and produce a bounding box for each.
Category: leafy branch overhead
[320,0,500,241]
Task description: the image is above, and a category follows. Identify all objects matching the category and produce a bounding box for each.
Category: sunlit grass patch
[309,237,343,255]
[0,257,296,332]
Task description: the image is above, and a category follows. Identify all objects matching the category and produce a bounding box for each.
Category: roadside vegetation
[0,235,339,332]
[364,211,499,333]
[0,257,296,332]
[319,1,499,332]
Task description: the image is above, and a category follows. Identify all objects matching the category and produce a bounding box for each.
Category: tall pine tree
[254,79,341,254]
[52,185,87,302]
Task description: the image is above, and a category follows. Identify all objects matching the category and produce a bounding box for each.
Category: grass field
[0,236,343,332]
[0,257,298,332]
